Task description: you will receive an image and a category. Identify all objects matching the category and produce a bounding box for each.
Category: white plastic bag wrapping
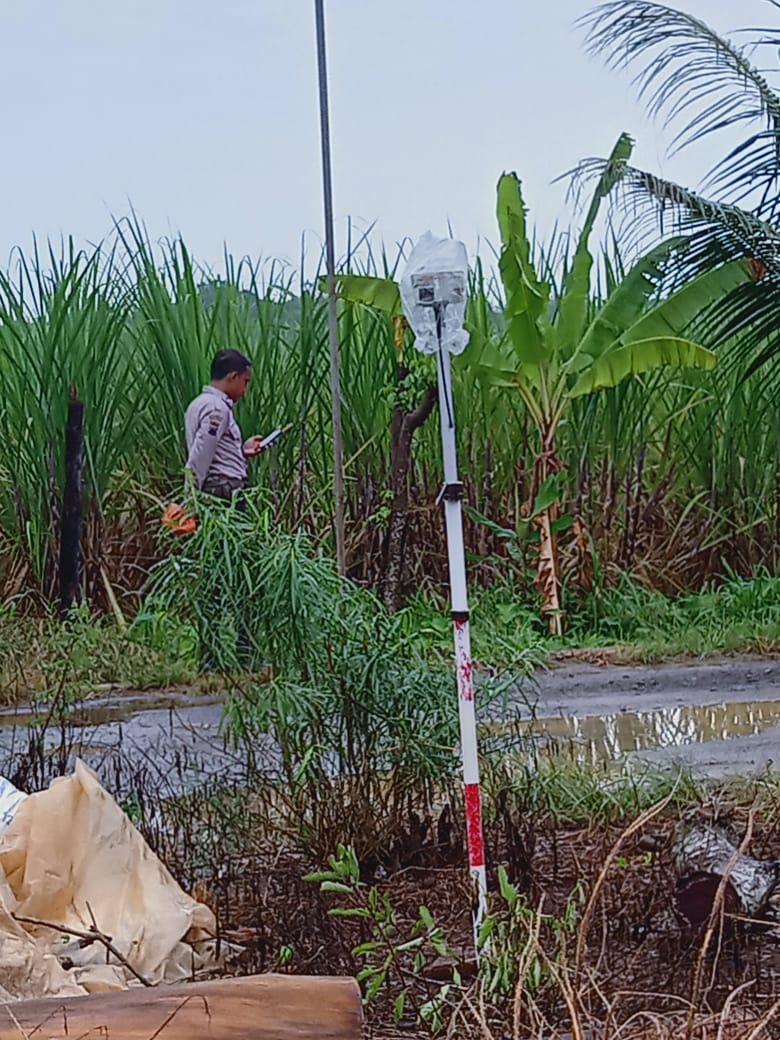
[0,777,25,833]
[0,760,227,1001]
[399,232,470,356]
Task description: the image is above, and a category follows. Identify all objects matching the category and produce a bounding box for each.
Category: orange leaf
[162,503,197,536]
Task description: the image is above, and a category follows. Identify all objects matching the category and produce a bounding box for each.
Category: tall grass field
[0,219,777,612]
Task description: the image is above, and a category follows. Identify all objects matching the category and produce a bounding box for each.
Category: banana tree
[482,134,753,633]
[326,135,752,628]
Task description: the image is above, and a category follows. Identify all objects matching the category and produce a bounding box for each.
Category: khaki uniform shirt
[185,386,247,489]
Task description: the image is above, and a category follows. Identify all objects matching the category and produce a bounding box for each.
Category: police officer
[185,349,264,502]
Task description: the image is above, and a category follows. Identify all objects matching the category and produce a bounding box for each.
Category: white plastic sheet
[399,232,470,357]
[0,760,224,1001]
[0,778,25,834]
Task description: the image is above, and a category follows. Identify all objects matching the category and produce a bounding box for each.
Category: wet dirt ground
[524,655,780,777]
[5,662,780,1038]
[4,655,780,792]
[0,691,248,796]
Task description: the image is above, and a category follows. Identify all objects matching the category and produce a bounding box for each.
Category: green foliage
[139,497,515,857]
[479,867,584,1000]
[495,756,699,824]
[329,274,402,317]
[0,241,137,583]
[485,165,747,423]
[307,844,587,1033]
[0,209,776,614]
[465,472,571,565]
[579,3,780,379]
[0,606,194,708]
[305,844,456,1024]
[401,583,547,669]
[568,335,715,397]
[404,567,780,668]
[570,569,780,659]
[393,566,780,668]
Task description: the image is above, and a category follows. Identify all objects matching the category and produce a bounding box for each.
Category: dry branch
[11,912,152,987]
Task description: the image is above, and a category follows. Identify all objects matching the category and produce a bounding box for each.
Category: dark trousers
[202,474,248,510]
[199,476,253,668]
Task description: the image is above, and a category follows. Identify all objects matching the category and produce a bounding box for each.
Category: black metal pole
[314,0,347,576]
[59,387,84,615]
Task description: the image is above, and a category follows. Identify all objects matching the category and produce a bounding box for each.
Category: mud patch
[515,698,780,767]
[508,656,780,778]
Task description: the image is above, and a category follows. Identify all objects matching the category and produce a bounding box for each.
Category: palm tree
[579,1,780,369]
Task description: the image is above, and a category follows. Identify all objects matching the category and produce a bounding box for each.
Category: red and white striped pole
[401,237,487,952]
[433,303,488,948]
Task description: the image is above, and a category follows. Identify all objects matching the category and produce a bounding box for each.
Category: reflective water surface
[511,698,780,766]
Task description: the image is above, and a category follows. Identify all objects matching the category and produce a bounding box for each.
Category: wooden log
[59,388,84,615]
[672,822,780,925]
[0,974,362,1039]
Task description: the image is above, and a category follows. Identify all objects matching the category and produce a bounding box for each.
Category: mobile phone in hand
[259,429,282,449]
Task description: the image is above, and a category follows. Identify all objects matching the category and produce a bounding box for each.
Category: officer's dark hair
[211,349,251,381]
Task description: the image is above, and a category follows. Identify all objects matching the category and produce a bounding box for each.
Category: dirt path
[4,656,780,792]
[523,655,780,777]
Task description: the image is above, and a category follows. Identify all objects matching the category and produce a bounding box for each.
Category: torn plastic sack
[399,232,470,357]
[0,760,227,1001]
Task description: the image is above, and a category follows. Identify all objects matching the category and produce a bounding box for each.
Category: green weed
[139,496,520,859]
[0,606,194,707]
[489,756,701,825]
[570,568,780,659]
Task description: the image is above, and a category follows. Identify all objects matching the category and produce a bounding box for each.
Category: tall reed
[0,222,777,607]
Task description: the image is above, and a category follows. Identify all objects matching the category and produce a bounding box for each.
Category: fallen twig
[687,807,757,1040]
[12,912,152,987]
[1,1005,30,1040]
[147,995,210,1040]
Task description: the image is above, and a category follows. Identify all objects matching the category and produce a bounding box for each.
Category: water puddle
[4,686,780,788]
[0,691,222,730]
[0,692,234,797]
[511,698,780,766]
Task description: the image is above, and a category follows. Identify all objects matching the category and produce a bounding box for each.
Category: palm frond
[572,156,780,269]
[569,154,780,377]
[580,1,780,216]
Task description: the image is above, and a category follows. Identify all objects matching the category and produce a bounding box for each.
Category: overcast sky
[0,0,770,274]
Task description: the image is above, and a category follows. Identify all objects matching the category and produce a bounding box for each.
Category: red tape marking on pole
[464,783,485,868]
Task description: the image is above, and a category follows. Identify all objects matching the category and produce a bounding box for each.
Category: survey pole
[434,307,488,944]
[400,235,488,952]
[314,0,346,575]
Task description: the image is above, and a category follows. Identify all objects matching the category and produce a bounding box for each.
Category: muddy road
[2,656,780,793]
[523,655,780,778]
